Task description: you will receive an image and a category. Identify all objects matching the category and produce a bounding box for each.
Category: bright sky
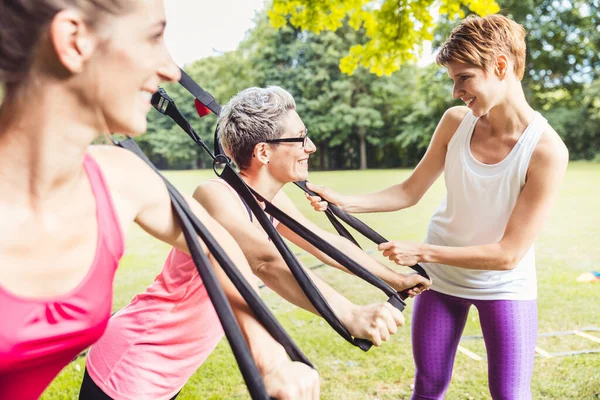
[163,0,434,68]
[164,0,267,66]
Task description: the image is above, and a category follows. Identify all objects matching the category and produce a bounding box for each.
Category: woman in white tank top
[306,15,568,400]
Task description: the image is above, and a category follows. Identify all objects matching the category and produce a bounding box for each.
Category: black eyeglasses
[266,128,309,148]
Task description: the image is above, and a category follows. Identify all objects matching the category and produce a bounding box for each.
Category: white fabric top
[422,110,547,300]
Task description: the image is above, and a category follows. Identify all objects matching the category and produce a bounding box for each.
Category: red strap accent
[194,98,211,117]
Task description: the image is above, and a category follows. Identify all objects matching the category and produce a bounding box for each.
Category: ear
[495,55,509,80]
[253,142,271,166]
[49,10,96,74]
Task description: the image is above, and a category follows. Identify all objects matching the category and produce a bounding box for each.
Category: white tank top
[422,110,546,300]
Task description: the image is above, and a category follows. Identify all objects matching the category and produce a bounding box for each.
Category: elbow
[254,255,283,283]
[405,196,420,208]
[402,187,423,209]
[495,247,525,271]
[498,255,519,270]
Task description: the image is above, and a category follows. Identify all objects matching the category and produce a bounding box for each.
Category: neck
[0,82,102,207]
[239,167,285,202]
[483,80,535,137]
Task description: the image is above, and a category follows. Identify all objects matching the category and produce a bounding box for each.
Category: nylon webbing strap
[220,165,378,351]
[177,69,224,156]
[117,138,312,399]
[176,74,429,282]
[179,69,222,116]
[155,80,412,350]
[294,180,430,280]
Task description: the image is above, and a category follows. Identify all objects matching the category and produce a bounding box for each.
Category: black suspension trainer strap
[115,137,313,400]
[156,72,428,350]
[294,181,430,279]
[152,87,382,351]
[219,165,380,351]
[177,70,430,284]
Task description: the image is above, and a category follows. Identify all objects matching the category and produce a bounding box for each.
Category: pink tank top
[86,178,277,399]
[0,154,124,399]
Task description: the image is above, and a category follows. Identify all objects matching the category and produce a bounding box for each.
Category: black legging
[79,369,180,400]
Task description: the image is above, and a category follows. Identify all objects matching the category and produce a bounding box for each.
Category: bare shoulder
[529,124,569,179]
[87,144,167,206]
[444,105,470,123]
[192,180,249,217]
[87,144,154,177]
[532,124,569,167]
[434,106,470,144]
[193,180,233,204]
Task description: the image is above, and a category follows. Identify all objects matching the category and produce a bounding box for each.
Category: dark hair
[0,0,129,87]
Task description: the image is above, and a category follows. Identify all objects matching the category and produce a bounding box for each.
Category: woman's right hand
[341,302,405,346]
[304,182,346,212]
[263,361,320,399]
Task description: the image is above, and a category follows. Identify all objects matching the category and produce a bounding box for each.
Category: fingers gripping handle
[353,294,406,351]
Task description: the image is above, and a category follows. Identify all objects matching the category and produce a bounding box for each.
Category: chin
[109,118,147,137]
[297,173,309,182]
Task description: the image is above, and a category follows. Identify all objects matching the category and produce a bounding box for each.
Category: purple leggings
[411,290,537,400]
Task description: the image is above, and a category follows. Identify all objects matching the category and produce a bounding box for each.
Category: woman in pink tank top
[0,1,318,399]
[82,87,430,399]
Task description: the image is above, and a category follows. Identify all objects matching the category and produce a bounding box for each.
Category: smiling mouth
[464,97,476,106]
[298,159,308,166]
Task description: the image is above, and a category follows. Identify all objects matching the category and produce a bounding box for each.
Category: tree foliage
[268,0,500,75]
[142,3,599,170]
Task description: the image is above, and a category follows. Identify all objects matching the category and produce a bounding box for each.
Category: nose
[158,58,181,83]
[305,136,316,154]
[452,82,463,100]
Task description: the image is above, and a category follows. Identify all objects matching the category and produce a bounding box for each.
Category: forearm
[256,260,355,323]
[334,238,408,288]
[205,231,289,375]
[341,183,415,213]
[226,286,288,375]
[421,242,521,271]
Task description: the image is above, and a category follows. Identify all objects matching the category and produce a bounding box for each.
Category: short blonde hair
[436,14,527,80]
[218,86,296,169]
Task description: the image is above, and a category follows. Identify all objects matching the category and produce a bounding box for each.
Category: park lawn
[43,162,600,399]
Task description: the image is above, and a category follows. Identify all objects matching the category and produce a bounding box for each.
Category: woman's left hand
[378,241,423,267]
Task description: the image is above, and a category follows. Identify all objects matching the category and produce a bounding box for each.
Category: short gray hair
[218,86,296,169]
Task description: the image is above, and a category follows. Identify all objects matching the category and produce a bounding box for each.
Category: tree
[268,0,500,76]
[139,51,253,169]
[244,15,399,169]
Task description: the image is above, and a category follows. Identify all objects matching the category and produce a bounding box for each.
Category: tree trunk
[358,127,367,170]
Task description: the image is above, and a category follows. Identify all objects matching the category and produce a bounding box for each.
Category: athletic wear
[79,370,180,400]
[85,178,276,400]
[411,290,537,400]
[0,154,124,400]
[423,110,547,300]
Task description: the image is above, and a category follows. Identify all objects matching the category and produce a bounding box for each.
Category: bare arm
[306,107,468,213]
[272,190,430,295]
[193,181,404,345]
[380,127,569,270]
[89,146,319,398]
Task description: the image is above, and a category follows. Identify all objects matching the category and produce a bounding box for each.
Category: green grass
[42,163,600,399]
